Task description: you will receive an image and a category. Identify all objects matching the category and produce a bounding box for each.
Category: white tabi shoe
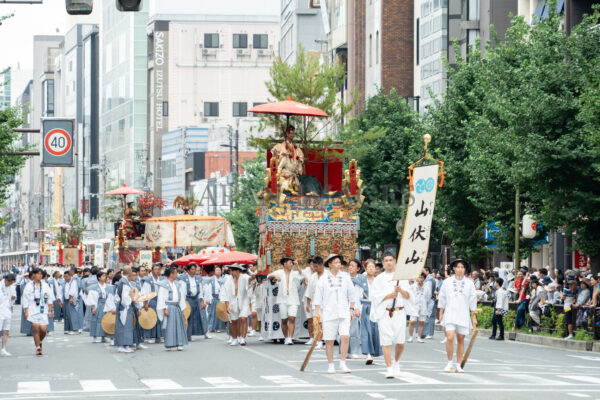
[443,361,455,373]
[366,354,374,365]
[239,338,247,346]
[177,346,183,351]
[0,349,11,356]
[305,338,314,346]
[441,337,447,344]
[188,336,194,342]
[227,337,233,344]
[417,337,424,343]
[315,341,324,350]
[338,361,351,374]
[136,343,148,350]
[147,338,156,344]
[327,364,336,374]
[407,336,413,343]
[455,363,464,373]
[258,335,265,342]
[118,346,133,353]
[93,337,101,343]
[247,330,256,337]
[204,334,212,339]
[385,366,395,379]
[230,338,239,346]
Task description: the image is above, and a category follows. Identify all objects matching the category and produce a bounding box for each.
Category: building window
[369,34,372,67]
[204,33,219,48]
[416,19,420,65]
[253,34,268,49]
[163,101,168,117]
[204,102,219,117]
[233,102,247,117]
[252,102,265,117]
[309,0,321,7]
[376,31,379,64]
[233,34,248,49]
[467,29,480,54]
[161,159,177,179]
[43,79,54,117]
[468,0,480,21]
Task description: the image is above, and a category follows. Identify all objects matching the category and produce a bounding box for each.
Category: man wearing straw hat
[313,254,356,374]
[267,257,304,345]
[222,264,254,346]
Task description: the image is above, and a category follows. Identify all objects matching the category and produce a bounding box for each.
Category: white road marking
[328,374,376,386]
[367,394,386,399]
[568,355,600,362]
[261,375,311,387]
[17,381,51,393]
[202,377,248,388]
[499,374,571,385]
[439,373,495,384]
[140,379,182,390]
[80,380,117,392]
[566,393,591,398]
[392,371,445,385]
[560,376,600,384]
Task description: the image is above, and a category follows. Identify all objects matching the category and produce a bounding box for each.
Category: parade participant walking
[0,274,16,356]
[438,259,477,373]
[222,264,253,346]
[50,271,63,322]
[88,271,116,343]
[141,263,164,343]
[179,264,209,341]
[351,259,382,365]
[207,266,227,332]
[347,259,363,358]
[313,254,356,374]
[157,266,188,351]
[114,266,146,353]
[408,273,430,343]
[63,271,83,335]
[22,268,54,355]
[489,278,508,340]
[41,271,55,334]
[249,274,265,339]
[305,256,325,349]
[268,257,304,345]
[371,252,412,379]
[19,272,33,336]
[301,258,316,345]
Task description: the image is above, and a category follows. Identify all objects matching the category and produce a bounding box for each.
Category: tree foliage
[223,155,266,253]
[339,89,422,249]
[250,46,355,151]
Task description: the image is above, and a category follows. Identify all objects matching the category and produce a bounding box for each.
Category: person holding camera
[527,276,546,332]
[22,268,55,356]
[562,276,579,339]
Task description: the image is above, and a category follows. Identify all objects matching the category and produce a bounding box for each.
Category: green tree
[251,46,354,151]
[223,155,266,253]
[339,89,422,249]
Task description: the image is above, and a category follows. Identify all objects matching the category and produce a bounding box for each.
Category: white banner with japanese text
[393,164,439,280]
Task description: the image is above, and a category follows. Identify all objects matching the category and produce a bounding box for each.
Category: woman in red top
[513,270,529,328]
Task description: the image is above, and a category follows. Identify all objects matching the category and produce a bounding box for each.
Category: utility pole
[514,184,520,270]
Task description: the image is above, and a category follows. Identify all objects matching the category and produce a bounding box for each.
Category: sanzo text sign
[41,119,75,167]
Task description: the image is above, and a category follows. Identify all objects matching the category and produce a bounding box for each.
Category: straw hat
[101,313,116,335]
[183,301,191,320]
[216,301,229,322]
[138,308,158,330]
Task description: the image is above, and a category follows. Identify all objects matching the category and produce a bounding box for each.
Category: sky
[0,0,281,74]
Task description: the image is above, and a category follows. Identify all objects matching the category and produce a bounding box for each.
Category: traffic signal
[116,0,143,11]
[65,0,93,15]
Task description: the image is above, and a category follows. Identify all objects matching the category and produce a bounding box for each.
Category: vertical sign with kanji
[393,163,439,280]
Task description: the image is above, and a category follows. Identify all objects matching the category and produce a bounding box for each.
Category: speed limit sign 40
[41,119,75,167]
[44,129,72,156]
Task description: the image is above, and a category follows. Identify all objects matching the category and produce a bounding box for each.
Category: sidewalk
[434,324,600,353]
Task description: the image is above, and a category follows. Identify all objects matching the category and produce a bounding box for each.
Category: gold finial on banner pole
[423,133,432,154]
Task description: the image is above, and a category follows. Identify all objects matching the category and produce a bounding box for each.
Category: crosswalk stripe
[559,376,600,384]
[394,371,445,384]
[499,374,571,385]
[260,375,311,386]
[80,380,117,392]
[367,394,386,399]
[140,379,182,390]
[202,377,248,388]
[17,381,51,393]
[439,373,495,384]
[329,374,375,386]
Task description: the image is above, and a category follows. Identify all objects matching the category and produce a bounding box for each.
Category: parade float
[250,98,364,273]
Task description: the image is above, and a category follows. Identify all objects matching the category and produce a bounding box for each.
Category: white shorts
[0,318,10,331]
[378,308,407,346]
[322,318,350,341]
[28,313,49,326]
[410,315,427,322]
[444,323,469,336]
[229,300,250,321]
[279,304,298,319]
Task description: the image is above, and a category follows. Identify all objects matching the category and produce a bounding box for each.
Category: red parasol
[200,251,258,266]
[249,97,329,117]
[105,184,145,196]
[34,229,50,233]
[172,253,211,266]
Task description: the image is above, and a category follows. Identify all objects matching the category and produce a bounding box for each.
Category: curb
[434,324,598,352]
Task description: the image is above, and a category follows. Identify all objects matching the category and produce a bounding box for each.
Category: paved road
[1,306,600,400]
